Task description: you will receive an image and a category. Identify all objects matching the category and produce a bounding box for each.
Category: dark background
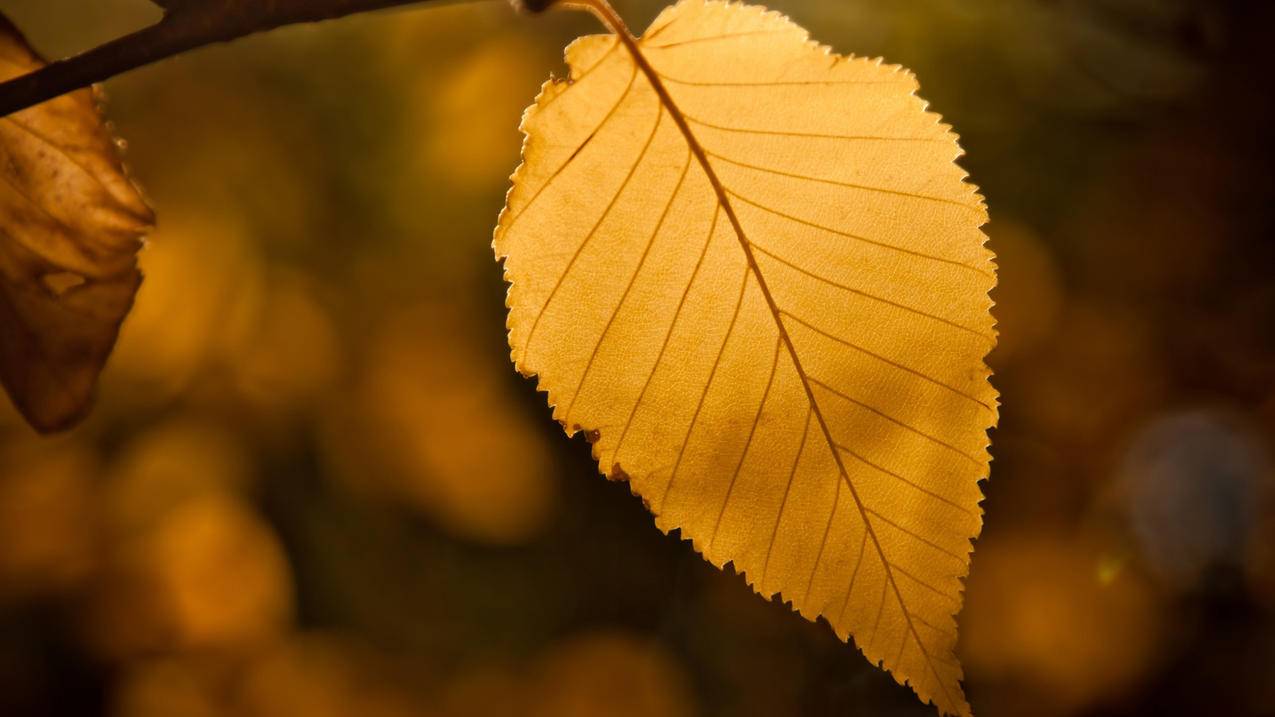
[1,0,1273,715]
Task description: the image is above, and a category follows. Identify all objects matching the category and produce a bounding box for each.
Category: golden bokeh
[963,533,1162,713]
[527,632,697,717]
[323,305,558,546]
[0,1,1271,716]
[0,439,98,600]
[108,213,267,403]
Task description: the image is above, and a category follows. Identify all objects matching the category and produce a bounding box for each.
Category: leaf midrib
[586,2,960,711]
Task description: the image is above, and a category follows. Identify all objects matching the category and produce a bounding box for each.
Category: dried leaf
[494,1,997,714]
[0,14,153,432]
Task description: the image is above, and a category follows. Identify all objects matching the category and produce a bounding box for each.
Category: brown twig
[0,0,502,117]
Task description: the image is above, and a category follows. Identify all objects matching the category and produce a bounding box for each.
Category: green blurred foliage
[1,0,1273,715]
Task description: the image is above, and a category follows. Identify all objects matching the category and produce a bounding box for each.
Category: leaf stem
[562,0,633,36]
[0,0,492,117]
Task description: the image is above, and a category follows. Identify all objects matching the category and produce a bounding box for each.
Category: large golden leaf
[494,1,996,714]
[0,14,153,432]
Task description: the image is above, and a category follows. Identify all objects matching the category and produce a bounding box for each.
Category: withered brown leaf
[0,14,153,432]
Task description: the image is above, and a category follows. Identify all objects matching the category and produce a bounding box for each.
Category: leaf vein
[709,333,781,550]
[803,479,841,604]
[760,406,811,588]
[810,377,986,466]
[781,310,995,414]
[655,70,913,88]
[643,29,792,50]
[682,113,947,143]
[749,241,993,341]
[613,204,721,465]
[728,188,992,278]
[832,442,974,517]
[503,63,639,236]
[539,38,621,111]
[865,507,967,564]
[660,268,751,510]
[523,97,661,355]
[888,561,958,603]
[837,529,869,624]
[563,145,692,425]
[708,148,982,211]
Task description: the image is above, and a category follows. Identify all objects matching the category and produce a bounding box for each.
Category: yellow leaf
[493,1,997,714]
[0,14,153,432]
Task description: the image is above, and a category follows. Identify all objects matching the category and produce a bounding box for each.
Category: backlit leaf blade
[494,2,996,714]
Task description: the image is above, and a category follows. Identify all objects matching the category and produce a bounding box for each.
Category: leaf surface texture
[0,14,153,432]
[494,2,996,714]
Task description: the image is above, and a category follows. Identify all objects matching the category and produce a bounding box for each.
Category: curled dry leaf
[0,14,153,432]
[494,1,997,714]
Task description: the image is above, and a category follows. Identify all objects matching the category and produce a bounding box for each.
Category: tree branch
[0,0,489,117]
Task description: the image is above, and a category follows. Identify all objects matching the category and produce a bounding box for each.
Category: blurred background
[1,0,1273,715]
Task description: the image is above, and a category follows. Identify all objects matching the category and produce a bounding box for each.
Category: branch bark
[0,0,486,117]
